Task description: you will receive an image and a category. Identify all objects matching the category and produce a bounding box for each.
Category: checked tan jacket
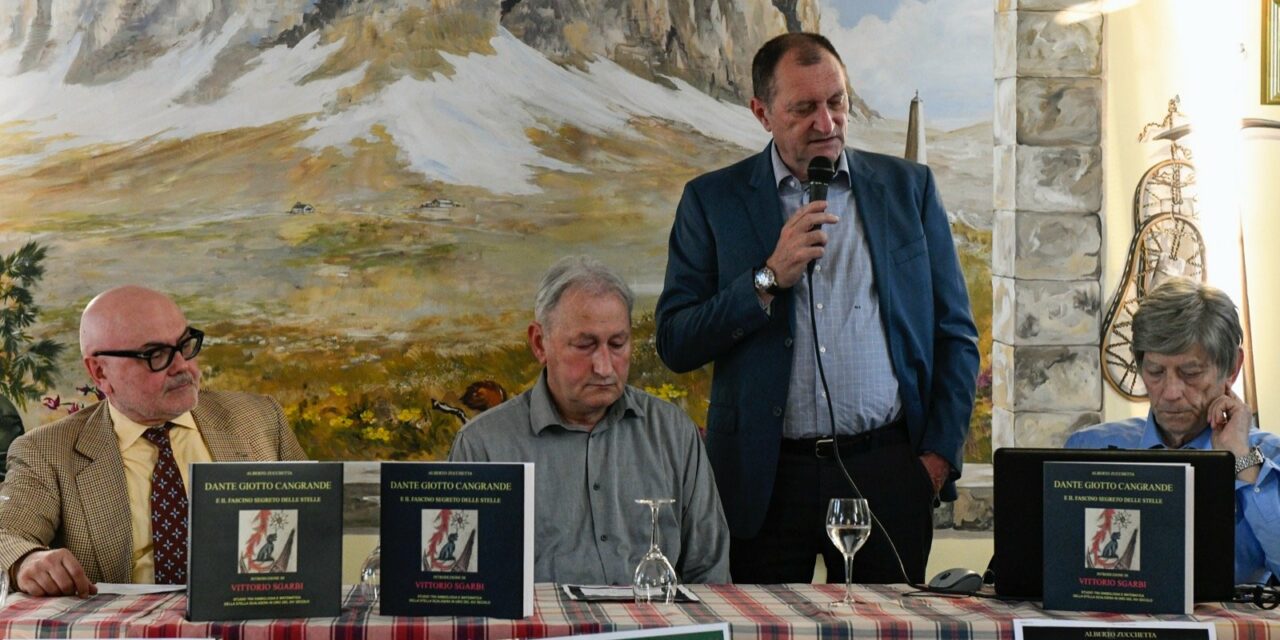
[0,390,306,584]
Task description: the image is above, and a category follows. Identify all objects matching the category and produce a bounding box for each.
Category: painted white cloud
[823,0,992,129]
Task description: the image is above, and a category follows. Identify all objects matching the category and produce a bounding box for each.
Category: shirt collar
[527,369,641,436]
[108,401,198,450]
[1139,410,1213,450]
[769,142,851,190]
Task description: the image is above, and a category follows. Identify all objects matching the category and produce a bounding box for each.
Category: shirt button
[819,346,826,353]
[593,482,601,491]
[600,534,609,542]
[784,337,794,348]
[816,303,824,310]
[772,406,783,417]
[815,265,821,272]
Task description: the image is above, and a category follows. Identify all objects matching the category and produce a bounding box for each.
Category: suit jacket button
[784,337,794,348]
[732,328,744,339]
[772,406,783,417]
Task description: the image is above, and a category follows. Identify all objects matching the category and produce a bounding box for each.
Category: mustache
[164,372,197,391]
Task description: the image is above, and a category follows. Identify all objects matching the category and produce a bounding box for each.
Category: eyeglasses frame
[91,327,205,372]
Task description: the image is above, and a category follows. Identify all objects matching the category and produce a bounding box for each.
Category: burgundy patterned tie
[142,423,188,585]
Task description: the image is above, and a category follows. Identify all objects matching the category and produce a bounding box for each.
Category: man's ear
[750,96,773,132]
[528,322,548,365]
[82,356,111,396]
[1225,347,1245,387]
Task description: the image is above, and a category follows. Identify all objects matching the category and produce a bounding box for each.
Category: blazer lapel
[745,143,786,259]
[72,404,133,583]
[193,400,251,462]
[846,149,894,316]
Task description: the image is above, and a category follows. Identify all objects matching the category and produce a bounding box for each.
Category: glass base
[829,597,865,610]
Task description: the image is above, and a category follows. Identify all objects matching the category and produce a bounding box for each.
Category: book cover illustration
[238,509,298,574]
[1084,508,1139,570]
[422,508,478,573]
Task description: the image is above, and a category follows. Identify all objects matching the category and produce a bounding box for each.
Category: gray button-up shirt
[447,372,731,585]
[772,146,902,438]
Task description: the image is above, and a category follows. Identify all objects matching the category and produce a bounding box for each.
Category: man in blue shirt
[1067,278,1280,583]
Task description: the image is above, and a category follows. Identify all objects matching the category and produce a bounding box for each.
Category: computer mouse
[927,567,984,594]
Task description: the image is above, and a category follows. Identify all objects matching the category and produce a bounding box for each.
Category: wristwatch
[753,264,783,296]
[1234,446,1265,475]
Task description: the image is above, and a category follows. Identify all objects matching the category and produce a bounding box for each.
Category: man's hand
[919,452,951,495]
[766,201,839,290]
[1208,388,1252,457]
[16,548,97,597]
[1208,388,1260,482]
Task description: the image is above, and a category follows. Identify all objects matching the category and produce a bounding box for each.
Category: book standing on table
[1042,461,1194,614]
[379,461,534,619]
[187,461,343,621]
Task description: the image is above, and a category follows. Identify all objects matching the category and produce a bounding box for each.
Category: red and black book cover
[187,462,343,621]
[379,461,533,618]
[1042,461,1193,614]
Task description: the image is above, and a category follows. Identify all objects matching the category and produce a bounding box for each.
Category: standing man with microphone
[655,32,979,584]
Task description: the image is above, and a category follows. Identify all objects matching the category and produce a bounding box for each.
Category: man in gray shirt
[448,256,730,585]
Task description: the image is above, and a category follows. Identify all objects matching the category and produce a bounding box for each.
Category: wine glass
[358,545,381,606]
[826,498,872,608]
[632,498,678,604]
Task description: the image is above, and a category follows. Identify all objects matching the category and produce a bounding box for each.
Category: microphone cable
[803,177,917,589]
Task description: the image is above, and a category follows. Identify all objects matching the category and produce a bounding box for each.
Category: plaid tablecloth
[0,583,1278,640]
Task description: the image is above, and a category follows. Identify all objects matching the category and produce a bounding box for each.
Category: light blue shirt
[1066,413,1280,584]
[770,145,901,439]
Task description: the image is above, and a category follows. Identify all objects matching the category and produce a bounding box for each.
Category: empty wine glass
[358,544,380,606]
[633,498,678,604]
[826,498,872,608]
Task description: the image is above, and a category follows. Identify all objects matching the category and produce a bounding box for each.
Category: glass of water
[826,498,872,608]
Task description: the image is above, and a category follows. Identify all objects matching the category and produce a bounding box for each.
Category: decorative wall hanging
[1101,96,1207,400]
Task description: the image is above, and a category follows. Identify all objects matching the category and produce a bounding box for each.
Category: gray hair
[1131,278,1242,378]
[534,256,634,328]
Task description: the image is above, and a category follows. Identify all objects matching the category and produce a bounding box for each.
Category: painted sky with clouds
[823,0,992,129]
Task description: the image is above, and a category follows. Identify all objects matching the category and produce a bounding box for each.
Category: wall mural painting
[0,0,993,463]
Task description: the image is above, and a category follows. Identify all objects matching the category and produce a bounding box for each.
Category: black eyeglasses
[93,327,204,372]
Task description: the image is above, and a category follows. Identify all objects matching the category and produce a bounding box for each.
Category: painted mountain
[0,0,991,461]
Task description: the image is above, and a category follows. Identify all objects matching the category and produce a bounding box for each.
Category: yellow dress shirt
[109,403,212,584]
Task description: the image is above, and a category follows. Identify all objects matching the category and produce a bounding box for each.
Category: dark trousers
[728,425,934,584]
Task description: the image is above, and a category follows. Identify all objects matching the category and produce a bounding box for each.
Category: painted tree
[0,242,64,409]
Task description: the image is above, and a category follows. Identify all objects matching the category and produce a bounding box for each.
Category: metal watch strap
[1235,446,1265,475]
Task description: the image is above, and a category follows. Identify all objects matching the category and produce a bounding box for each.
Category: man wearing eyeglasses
[0,286,306,597]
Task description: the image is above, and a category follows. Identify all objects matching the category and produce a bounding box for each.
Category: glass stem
[649,504,661,553]
[844,554,855,603]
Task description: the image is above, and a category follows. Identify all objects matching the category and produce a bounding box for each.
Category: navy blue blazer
[655,144,980,538]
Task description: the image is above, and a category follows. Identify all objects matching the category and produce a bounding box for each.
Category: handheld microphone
[807,156,836,204]
[806,156,836,274]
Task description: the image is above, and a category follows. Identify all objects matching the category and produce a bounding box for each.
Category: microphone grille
[807,156,836,184]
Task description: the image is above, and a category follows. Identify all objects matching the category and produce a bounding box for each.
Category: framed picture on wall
[1266,0,1280,104]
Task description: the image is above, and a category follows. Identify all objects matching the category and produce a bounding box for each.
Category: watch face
[754,268,773,291]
